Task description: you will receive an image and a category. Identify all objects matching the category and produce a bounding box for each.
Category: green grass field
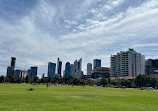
[0,84,158,111]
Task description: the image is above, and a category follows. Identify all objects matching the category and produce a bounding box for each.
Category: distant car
[114,86,119,88]
[120,86,126,88]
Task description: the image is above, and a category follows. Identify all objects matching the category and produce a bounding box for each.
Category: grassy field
[0,84,158,111]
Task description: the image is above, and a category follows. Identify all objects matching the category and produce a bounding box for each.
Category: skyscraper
[74,60,78,71]
[110,48,145,77]
[27,69,32,79]
[74,58,83,78]
[6,57,16,77]
[65,62,70,77]
[14,69,21,78]
[11,57,16,70]
[78,58,82,71]
[87,63,92,75]
[28,67,38,79]
[48,62,56,78]
[57,58,62,77]
[6,66,14,77]
[93,59,101,69]
[70,64,75,77]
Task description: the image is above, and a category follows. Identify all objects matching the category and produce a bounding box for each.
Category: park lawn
[0,84,158,111]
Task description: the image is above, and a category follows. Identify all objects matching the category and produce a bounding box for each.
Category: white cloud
[111,0,125,7]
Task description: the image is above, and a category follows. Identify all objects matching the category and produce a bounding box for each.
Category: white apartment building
[110,48,145,77]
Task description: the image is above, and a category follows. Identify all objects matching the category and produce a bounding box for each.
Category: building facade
[6,66,14,77]
[87,63,92,75]
[57,58,62,77]
[48,62,56,78]
[93,59,101,69]
[6,57,16,77]
[145,59,158,75]
[14,69,21,78]
[27,67,38,79]
[70,58,83,78]
[110,48,145,77]
[65,62,70,77]
[31,67,38,79]
[11,57,16,70]
[70,64,75,77]
[91,67,110,79]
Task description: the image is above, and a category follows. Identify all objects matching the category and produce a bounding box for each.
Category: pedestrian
[47,83,49,89]
[82,84,85,88]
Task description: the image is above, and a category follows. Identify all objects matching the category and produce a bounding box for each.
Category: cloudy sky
[0,0,158,77]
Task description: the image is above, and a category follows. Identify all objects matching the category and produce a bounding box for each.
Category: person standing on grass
[47,83,49,89]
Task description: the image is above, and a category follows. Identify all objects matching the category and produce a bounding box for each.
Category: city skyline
[1,0,158,76]
[4,48,158,78]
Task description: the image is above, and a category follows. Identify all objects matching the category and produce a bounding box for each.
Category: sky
[0,0,158,77]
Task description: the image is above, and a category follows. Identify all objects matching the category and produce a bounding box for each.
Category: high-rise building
[75,70,83,78]
[27,69,32,79]
[73,58,83,78]
[70,64,75,77]
[6,57,16,77]
[31,67,37,79]
[65,62,70,77]
[57,58,62,77]
[110,48,145,77]
[93,59,101,69]
[21,70,27,78]
[145,59,158,75]
[6,66,14,77]
[78,58,82,71]
[11,57,16,70]
[74,60,78,71]
[14,69,21,78]
[87,63,92,75]
[48,62,56,78]
[27,67,38,79]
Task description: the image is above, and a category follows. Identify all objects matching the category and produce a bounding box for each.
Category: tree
[25,75,30,83]
[120,79,132,87]
[48,77,52,83]
[100,78,108,86]
[110,80,118,86]
[86,79,94,86]
[134,75,145,87]
[134,75,154,88]
[149,77,157,88]
[0,76,5,83]
[33,76,39,83]
[79,79,85,86]
[17,78,22,83]
[6,76,15,83]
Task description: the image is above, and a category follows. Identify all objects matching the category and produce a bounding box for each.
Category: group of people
[46,83,85,88]
[31,83,85,89]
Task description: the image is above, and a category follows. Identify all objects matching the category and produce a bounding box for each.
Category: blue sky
[0,0,158,77]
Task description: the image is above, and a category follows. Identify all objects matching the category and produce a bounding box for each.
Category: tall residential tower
[110,48,145,77]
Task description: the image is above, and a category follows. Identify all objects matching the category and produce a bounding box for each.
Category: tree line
[0,74,158,89]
